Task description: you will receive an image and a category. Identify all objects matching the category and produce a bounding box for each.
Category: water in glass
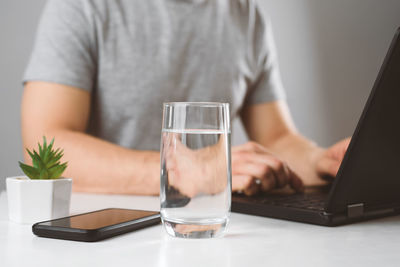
[160,127,231,238]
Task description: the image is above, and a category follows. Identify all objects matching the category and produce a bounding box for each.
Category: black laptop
[232,28,400,226]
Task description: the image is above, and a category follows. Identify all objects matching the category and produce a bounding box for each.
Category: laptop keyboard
[235,192,328,211]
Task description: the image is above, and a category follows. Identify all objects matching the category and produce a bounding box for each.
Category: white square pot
[6,176,72,224]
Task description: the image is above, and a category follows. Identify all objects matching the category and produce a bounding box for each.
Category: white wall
[0,0,47,191]
[1,0,400,191]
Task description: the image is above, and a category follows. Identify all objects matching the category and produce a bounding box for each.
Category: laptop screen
[327,28,400,213]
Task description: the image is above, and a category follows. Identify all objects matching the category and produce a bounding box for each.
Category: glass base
[162,218,228,239]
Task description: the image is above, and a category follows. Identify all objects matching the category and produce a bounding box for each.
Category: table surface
[1,191,400,267]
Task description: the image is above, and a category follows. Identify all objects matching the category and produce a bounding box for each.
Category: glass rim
[163,102,229,107]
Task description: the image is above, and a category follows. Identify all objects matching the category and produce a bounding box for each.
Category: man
[21,0,349,196]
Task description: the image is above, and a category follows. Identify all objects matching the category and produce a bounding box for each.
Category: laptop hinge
[347,203,364,218]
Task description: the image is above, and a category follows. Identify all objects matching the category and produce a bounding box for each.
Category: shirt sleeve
[244,4,286,105]
[23,0,97,92]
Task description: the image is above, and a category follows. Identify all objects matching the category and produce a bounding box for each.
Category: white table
[1,191,400,267]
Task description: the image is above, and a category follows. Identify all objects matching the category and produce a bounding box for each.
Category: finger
[232,175,261,196]
[233,162,278,194]
[260,172,277,192]
[266,159,287,188]
[316,157,341,177]
[235,152,288,188]
[232,175,252,192]
[233,161,273,182]
[287,168,304,193]
[331,137,351,160]
[244,178,261,196]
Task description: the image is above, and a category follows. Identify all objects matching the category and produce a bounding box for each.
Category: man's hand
[232,138,351,195]
[164,133,228,198]
[232,142,304,196]
[315,137,351,178]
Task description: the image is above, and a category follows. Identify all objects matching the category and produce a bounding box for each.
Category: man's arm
[21,81,160,195]
[240,100,349,187]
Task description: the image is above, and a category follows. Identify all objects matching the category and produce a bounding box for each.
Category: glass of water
[160,102,231,238]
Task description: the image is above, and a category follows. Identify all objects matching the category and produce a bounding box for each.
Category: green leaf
[43,138,50,164]
[38,143,43,158]
[42,148,49,164]
[39,168,49,179]
[48,162,68,179]
[19,162,40,179]
[32,150,46,170]
[48,138,55,153]
[49,148,61,162]
[46,152,63,169]
[27,149,39,169]
[42,136,47,151]
[20,136,67,180]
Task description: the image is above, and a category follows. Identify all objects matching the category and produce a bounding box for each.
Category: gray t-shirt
[24,0,285,151]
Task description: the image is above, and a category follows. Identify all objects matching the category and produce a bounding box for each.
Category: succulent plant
[19,137,68,179]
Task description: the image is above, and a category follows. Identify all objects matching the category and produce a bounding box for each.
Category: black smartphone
[32,208,161,242]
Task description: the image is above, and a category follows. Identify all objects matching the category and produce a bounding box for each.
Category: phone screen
[38,208,159,230]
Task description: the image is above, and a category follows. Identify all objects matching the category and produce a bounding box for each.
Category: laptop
[232,28,400,226]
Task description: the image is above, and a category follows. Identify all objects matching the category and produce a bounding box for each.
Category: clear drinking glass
[160,102,231,238]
